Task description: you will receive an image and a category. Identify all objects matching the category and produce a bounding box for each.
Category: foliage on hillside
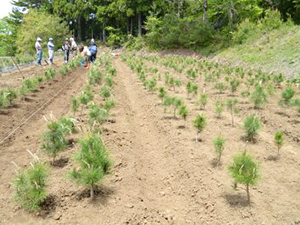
[16,9,70,55]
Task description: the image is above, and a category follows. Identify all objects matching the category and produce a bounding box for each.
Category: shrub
[104,75,113,87]
[193,114,207,142]
[88,67,102,85]
[230,79,241,94]
[279,86,295,106]
[100,86,111,99]
[158,87,167,101]
[228,152,260,204]
[4,88,17,106]
[68,134,112,199]
[199,94,208,110]
[71,97,79,116]
[213,135,226,165]
[214,82,227,94]
[41,121,68,163]
[178,104,188,122]
[243,115,262,142]
[215,100,224,118]
[103,99,116,112]
[89,104,109,128]
[13,160,49,211]
[44,68,56,81]
[274,131,284,156]
[186,81,198,97]
[172,97,182,118]
[250,84,268,109]
[226,98,239,126]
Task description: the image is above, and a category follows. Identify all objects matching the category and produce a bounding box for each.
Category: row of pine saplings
[122,53,286,204]
[142,54,300,115]
[0,59,80,113]
[12,55,117,211]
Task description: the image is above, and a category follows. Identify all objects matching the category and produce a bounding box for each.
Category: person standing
[47,38,55,65]
[35,37,43,66]
[70,37,77,57]
[88,38,97,63]
[62,38,70,64]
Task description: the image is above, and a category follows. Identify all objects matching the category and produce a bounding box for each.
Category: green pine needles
[213,135,226,166]
[228,152,260,204]
[68,134,112,199]
[13,160,49,211]
[193,114,207,142]
[243,115,262,142]
[274,131,284,156]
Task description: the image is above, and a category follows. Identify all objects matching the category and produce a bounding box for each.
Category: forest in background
[1,0,300,57]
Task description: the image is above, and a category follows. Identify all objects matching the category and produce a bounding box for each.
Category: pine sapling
[178,104,188,127]
[100,86,111,99]
[250,84,268,109]
[193,114,207,142]
[172,97,182,118]
[103,99,116,112]
[226,98,239,126]
[71,97,79,116]
[13,159,49,211]
[215,100,224,118]
[243,115,262,142]
[199,94,208,110]
[213,135,226,166]
[68,134,112,199]
[158,87,167,102]
[228,152,260,204]
[279,86,295,107]
[230,79,241,94]
[4,88,17,106]
[274,131,284,156]
[41,121,68,163]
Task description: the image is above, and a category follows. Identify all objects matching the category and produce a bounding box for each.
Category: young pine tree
[213,135,226,166]
[279,86,295,107]
[13,159,49,210]
[250,84,268,109]
[274,131,284,156]
[243,115,262,142]
[71,97,79,116]
[228,152,260,204]
[193,114,207,142]
[199,94,208,110]
[41,121,68,163]
[178,104,188,127]
[226,99,239,126]
[215,100,224,118]
[68,134,112,199]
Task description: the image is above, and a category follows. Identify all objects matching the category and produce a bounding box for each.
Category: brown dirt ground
[0,55,300,225]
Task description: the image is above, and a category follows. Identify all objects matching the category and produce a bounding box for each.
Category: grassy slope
[208,25,300,78]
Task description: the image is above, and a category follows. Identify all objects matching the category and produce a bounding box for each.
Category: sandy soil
[0,55,300,225]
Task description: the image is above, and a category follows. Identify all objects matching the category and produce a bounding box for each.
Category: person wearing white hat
[89,38,97,63]
[62,37,70,64]
[47,38,55,65]
[35,37,43,66]
[70,37,78,58]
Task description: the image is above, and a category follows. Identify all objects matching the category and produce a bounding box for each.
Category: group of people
[35,37,98,66]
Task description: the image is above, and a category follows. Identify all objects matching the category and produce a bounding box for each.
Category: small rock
[125,204,134,208]
[54,213,61,220]
[159,192,165,197]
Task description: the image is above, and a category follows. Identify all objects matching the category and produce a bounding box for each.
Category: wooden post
[10,57,23,79]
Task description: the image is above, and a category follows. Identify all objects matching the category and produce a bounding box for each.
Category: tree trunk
[77,17,82,42]
[130,17,133,35]
[228,0,234,28]
[137,13,142,37]
[177,0,183,18]
[203,0,208,23]
[246,184,250,204]
[102,24,106,43]
[90,185,94,199]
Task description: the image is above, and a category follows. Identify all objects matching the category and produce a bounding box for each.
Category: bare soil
[0,55,300,225]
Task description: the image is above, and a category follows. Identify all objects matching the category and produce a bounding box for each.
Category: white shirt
[71,40,77,49]
[35,41,42,51]
[81,46,91,57]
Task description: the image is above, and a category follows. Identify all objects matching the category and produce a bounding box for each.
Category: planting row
[0,58,81,113]
[121,53,293,204]
[12,54,117,211]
